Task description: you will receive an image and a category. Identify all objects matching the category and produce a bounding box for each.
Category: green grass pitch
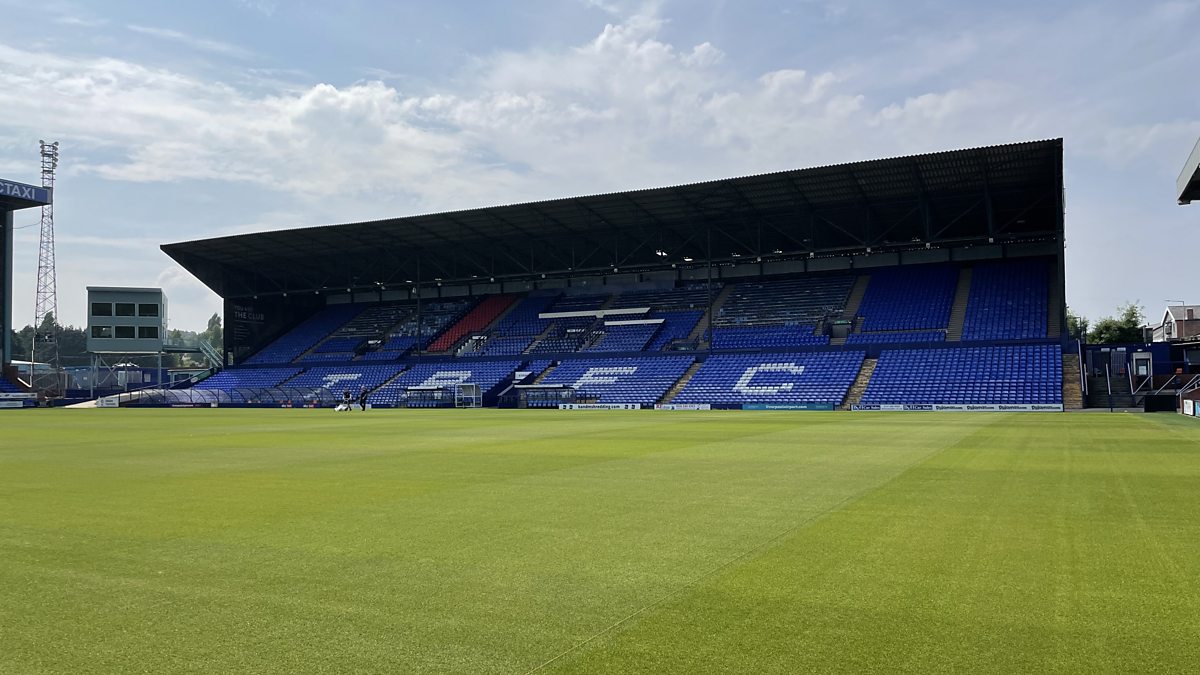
[2,409,1199,673]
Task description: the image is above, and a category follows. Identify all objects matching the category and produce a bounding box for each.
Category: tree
[1087,302,1145,344]
[200,313,223,350]
[1066,307,1089,341]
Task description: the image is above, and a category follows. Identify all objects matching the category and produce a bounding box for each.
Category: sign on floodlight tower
[31,140,61,396]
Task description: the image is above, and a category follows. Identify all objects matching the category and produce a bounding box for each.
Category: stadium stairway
[841,275,870,319]
[522,322,559,354]
[838,357,878,410]
[532,363,557,384]
[1086,374,1135,408]
[658,360,704,404]
[1048,272,1064,338]
[1062,353,1084,409]
[945,267,973,342]
[687,284,735,346]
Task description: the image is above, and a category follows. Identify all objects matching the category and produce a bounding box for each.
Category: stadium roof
[1178,137,1200,204]
[0,178,51,211]
[163,138,1064,298]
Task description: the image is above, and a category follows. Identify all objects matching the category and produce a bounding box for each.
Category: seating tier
[861,344,1062,405]
[673,352,864,405]
[369,361,521,406]
[962,260,1049,341]
[857,265,957,331]
[716,275,853,327]
[540,356,694,404]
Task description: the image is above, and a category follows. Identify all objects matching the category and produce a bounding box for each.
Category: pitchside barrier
[850,403,1064,412]
[0,392,37,408]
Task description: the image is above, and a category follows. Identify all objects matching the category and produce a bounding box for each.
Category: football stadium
[3,139,1200,672]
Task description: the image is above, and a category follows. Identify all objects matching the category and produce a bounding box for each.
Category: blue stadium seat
[674,352,864,405]
[861,344,1062,405]
[369,361,521,406]
[961,260,1049,341]
[539,355,694,405]
[857,265,957,331]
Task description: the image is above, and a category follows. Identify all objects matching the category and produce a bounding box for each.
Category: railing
[1164,374,1200,396]
[1078,341,1087,397]
[1127,355,1135,404]
[1171,372,1200,393]
[1105,363,1113,411]
[198,340,223,369]
[103,385,340,407]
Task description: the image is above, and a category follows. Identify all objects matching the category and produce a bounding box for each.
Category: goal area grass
[3,409,1198,672]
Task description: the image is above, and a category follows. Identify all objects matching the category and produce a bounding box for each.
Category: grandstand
[153,139,1071,411]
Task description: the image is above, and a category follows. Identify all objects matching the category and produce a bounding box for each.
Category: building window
[115,303,135,317]
[138,304,159,317]
[91,302,112,316]
[138,326,159,339]
[115,325,135,338]
[91,326,112,338]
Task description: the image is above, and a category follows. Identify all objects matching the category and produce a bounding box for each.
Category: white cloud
[234,0,278,17]
[1,0,1198,328]
[126,24,252,59]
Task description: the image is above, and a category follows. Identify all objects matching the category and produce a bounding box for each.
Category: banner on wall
[558,403,641,410]
[654,404,712,410]
[852,403,1063,412]
[741,403,835,411]
[1185,399,1196,416]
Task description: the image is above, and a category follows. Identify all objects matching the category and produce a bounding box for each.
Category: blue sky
[0,0,1197,331]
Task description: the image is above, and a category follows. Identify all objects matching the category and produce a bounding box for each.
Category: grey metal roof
[163,138,1064,298]
[1179,137,1200,204]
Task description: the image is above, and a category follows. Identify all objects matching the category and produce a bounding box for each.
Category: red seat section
[427,295,517,352]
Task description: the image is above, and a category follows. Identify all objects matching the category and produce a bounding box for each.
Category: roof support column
[706,225,714,350]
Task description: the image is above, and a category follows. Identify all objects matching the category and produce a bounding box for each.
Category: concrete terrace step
[945,267,973,342]
[1062,353,1084,410]
[688,284,736,346]
[838,357,877,410]
[841,275,870,319]
[659,360,704,405]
